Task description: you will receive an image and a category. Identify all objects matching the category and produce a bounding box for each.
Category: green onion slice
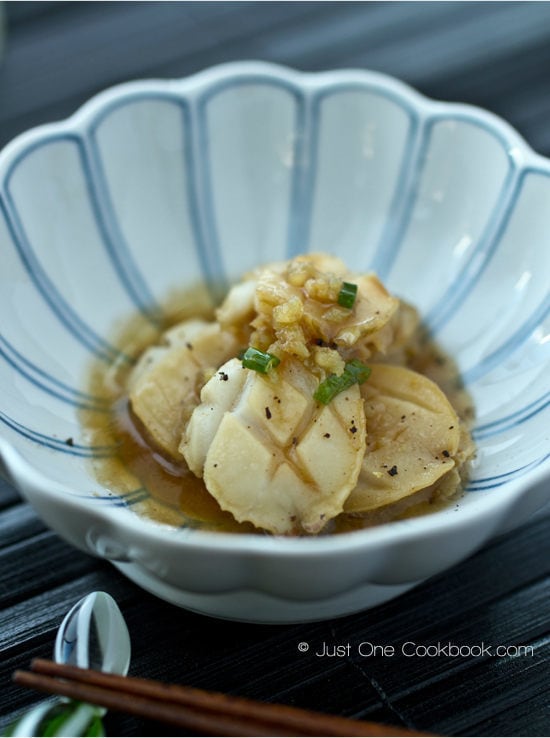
[342,358,371,384]
[313,374,353,405]
[314,359,371,405]
[337,281,358,309]
[241,347,281,374]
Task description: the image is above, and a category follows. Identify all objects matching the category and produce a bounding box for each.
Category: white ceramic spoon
[7,592,131,737]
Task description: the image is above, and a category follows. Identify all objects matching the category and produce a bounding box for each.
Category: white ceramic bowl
[0,62,548,623]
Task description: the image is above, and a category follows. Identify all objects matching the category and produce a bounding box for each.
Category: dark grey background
[1,3,549,736]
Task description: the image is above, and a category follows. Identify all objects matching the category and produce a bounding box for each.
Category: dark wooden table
[1,3,549,736]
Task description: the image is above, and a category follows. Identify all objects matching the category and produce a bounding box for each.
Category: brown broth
[113,398,256,532]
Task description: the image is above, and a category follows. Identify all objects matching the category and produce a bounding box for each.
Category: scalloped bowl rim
[0,60,549,558]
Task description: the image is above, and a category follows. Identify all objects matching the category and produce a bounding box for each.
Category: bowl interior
[0,62,548,539]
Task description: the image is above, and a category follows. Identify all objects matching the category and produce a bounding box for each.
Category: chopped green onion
[241,347,280,374]
[314,374,353,405]
[314,359,371,405]
[342,358,371,384]
[337,281,358,309]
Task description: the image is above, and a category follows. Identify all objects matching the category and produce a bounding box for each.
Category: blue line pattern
[426,157,520,334]
[0,190,132,366]
[0,67,548,510]
[473,391,550,440]
[89,487,150,507]
[285,88,311,258]
[369,112,423,281]
[466,453,550,491]
[0,410,116,457]
[83,132,164,325]
[463,294,550,384]
[189,96,229,303]
[0,333,107,411]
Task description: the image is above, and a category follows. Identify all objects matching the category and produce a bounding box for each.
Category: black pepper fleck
[218,371,229,381]
[442,449,450,458]
[65,437,74,447]
[324,432,331,438]
[265,406,272,420]
[388,465,398,476]
[185,342,193,350]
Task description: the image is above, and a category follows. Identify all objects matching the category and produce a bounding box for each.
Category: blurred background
[2,1,550,154]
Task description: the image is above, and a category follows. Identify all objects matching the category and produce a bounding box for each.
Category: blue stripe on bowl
[473,390,550,440]
[282,80,421,268]
[466,452,550,491]
[463,292,550,384]
[0,333,108,412]
[197,74,312,293]
[426,159,520,334]
[88,487,150,507]
[83,133,164,326]
[88,91,226,305]
[369,111,523,312]
[1,72,548,502]
[0,409,116,457]
[191,73,428,278]
[368,110,423,281]
[0,189,132,366]
[189,97,229,303]
[285,88,310,259]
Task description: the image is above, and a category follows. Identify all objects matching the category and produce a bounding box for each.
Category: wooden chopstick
[13,659,433,737]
